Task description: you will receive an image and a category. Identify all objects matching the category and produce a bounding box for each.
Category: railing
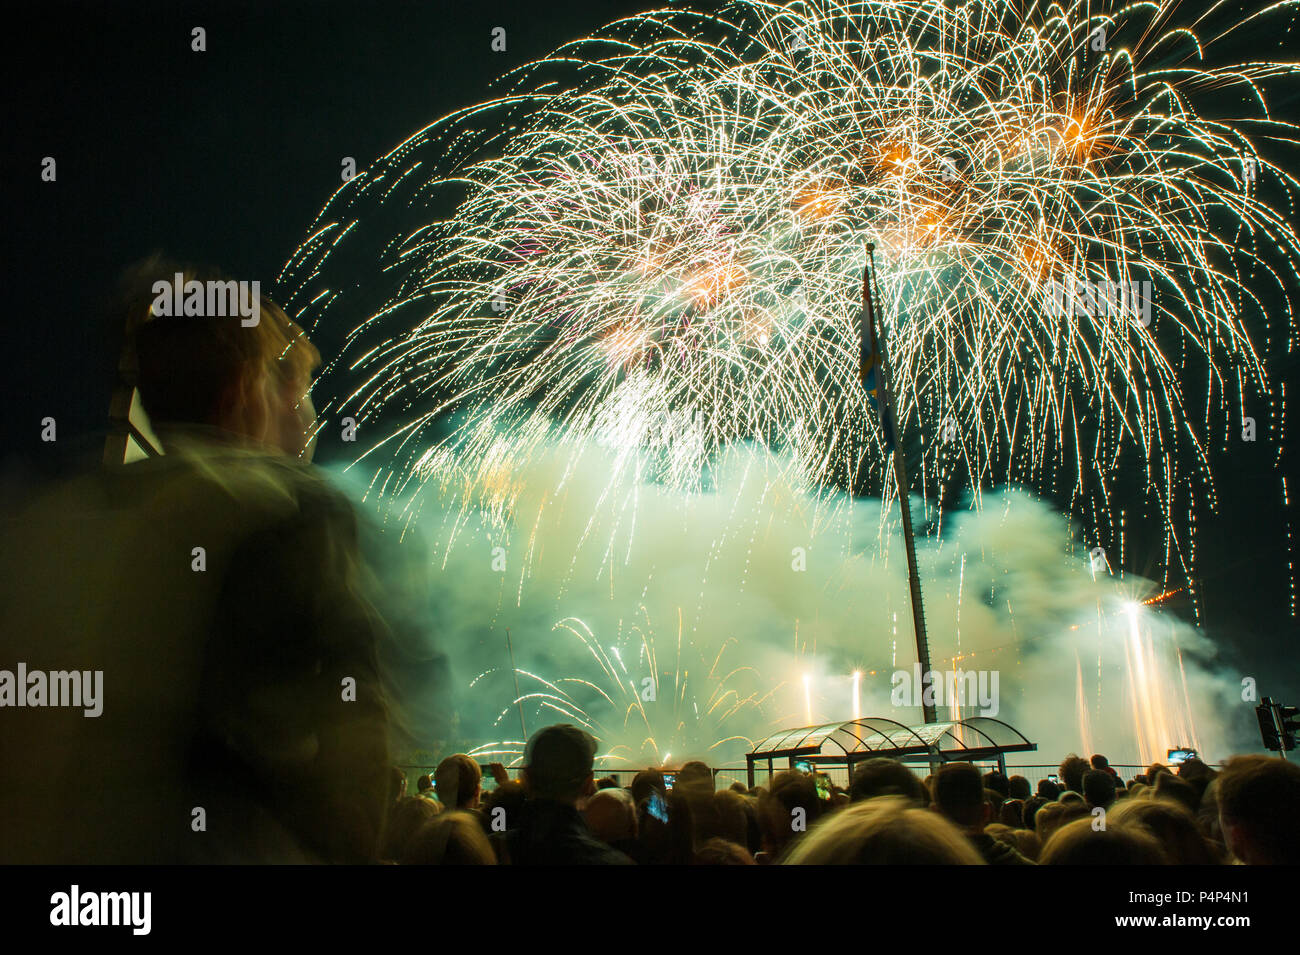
[397,762,1210,796]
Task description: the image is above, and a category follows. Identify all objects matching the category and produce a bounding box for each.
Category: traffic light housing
[1256,697,1297,752]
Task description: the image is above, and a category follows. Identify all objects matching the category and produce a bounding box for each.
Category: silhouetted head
[521,724,598,805]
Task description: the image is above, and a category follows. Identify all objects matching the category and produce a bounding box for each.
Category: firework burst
[283,0,1299,585]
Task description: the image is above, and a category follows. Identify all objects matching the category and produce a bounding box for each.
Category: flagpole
[506,628,527,741]
[862,243,937,726]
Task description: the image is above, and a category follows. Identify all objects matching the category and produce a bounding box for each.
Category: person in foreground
[0,259,390,863]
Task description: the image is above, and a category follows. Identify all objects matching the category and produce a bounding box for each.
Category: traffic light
[1256,697,1297,752]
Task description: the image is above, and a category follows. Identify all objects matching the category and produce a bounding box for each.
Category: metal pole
[505,628,527,741]
[863,244,937,726]
[1273,702,1290,762]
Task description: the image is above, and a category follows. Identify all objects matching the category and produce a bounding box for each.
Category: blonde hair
[783,797,984,865]
[1040,816,1167,864]
[435,754,483,810]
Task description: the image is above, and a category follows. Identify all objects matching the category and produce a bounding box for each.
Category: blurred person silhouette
[402,811,496,865]
[0,258,391,863]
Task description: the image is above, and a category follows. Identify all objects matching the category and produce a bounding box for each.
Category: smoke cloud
[333,437,1246,771]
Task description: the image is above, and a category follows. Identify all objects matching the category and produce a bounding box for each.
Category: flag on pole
[859,256,896,450]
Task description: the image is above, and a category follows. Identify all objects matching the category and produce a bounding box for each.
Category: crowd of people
[388,725,1300,865]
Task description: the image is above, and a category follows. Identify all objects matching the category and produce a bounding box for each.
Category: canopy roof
[747,716,1035,763]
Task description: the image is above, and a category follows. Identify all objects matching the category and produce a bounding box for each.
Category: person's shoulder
[148,438,354,527]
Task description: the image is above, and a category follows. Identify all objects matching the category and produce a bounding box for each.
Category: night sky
[4,1,1298,745]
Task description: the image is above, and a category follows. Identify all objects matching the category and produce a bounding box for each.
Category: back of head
[402,811,496,865]
[1108,799,1217,865]
[1007,775,1032,800]
[1037,778,1062,800]
[1034,801,1065,841]
[1009,827,1042,862]
[1178,757,1212,784]
[631,769,667,805]
[983,770,1010,798]
[522,724,597,803]
[1040,817,1167,865]
[124,257,319,439]
[783,797,984,865]
[1090,753,1110,771]
[1153,771,1199,815]
[933,762,986,829]
[677,760,715,797]
[482,781,526,826]
[1022,795,1047,830]
[1216,754,1300,864]
[584,788,637,845]
[759,770,823,856]
[694,837,756,865]
[1083,770,1117,809]
[1035,801,1088,843]
[999,798,1025,829]
[1146,762,1171,785]
[849,757,926,806]
[1059,754,1090,794]
[1177,761,1212,802]
[416,773,434,794]
[434,754,482,811]
[706,789,750,846]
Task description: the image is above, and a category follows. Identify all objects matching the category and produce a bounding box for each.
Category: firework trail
[467,611,776,765]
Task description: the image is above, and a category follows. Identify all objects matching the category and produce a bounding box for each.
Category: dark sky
[3,1,1298,728]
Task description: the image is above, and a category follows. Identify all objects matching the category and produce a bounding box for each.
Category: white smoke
[334,438,1246,770]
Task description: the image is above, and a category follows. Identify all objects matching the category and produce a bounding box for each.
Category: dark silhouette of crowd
[389,727,1300,865]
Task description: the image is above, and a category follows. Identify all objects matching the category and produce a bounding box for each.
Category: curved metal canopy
[747,716,1035,761]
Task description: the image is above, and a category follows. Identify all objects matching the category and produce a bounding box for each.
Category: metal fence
[399,762,1203,796]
